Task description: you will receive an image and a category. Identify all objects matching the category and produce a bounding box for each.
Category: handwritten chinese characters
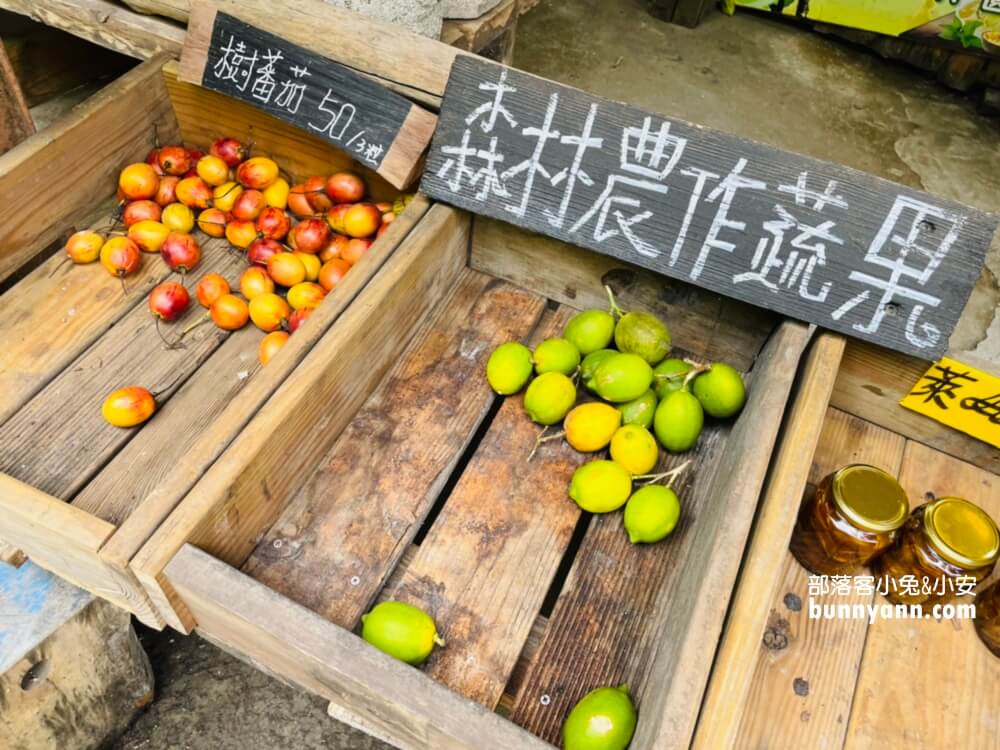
[901,356,1000,448]
[422,57,997,358]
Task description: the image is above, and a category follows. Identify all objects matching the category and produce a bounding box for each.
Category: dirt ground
[111,2,1000,748]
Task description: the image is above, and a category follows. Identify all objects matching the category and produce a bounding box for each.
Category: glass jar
[790,464,909,576]
[871,497,1000,607]
[975,579,1000,658]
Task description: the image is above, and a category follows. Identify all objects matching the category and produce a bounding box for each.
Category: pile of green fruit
[487,287,747,546]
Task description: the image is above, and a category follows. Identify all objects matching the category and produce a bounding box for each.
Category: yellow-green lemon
[569,460,632,513]
[653,390,703,453]
[564,309,615,355]
[562,684,637,750]
[534,337,581,376]
[581,349,617,392]
[614,311,670,365]
[361,601,444,665]
[652,357,691,400]
[593,353,653,403]
[610,425,659,475]
[524,372,577,425]
[692,362,746,418]
[486,342,533,395]
[564,402,622,453]
[624,484,681,544]
[617,389,656,429]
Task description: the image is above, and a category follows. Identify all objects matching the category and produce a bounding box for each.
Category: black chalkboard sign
[422,56,997,359]
[181,6,437,189]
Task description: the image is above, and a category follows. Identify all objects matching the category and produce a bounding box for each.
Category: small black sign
[422,56,997,359]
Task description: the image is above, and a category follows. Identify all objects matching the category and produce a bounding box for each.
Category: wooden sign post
[179,2,437,189]
[422,56,997,359]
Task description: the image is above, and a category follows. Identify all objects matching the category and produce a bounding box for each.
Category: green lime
[624,485,681,544]
[565,402,622,453]
[581,349,617,392]
[564,309,615,355]
[652,358,691,400]
[569,460,632,513]
[593,353,653,403]
[524,372,577,425]
[610,425,659,475]
[486,342,533,395]
[692,363,746,418]
[653,390,703,453]
[361,601,444,665]
[617,390,656,429]
[534,337,581,376]
[562,684,637,750]
[614,311,671,365]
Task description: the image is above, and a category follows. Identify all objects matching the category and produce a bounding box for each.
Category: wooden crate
[111,188,839,747]
[696,344,1000,749]
[0,55,428,628]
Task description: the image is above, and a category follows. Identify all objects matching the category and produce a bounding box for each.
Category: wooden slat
[694,332,846,750]
[732,409,907,750]
[0,38,34,153]
[242,272,546,627]
[131,203,467,632]
[470,216,777,371]
[381,306,583,709]
[165,543,551,750]
[440,0,517,52]
[845,442,1000,750]
[0,56,179,284]
[0,0,183,59]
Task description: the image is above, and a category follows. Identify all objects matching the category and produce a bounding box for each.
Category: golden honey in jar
[975,578,1000,658]
[789,464,909,576]
[870,497,1000,607]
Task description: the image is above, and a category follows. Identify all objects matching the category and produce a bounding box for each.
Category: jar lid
[924,497,1000,570]
[832,464,909,533]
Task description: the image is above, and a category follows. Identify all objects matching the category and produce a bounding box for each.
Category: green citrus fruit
[569,460,632,513]
[562,684,637,750]
[361,601,444,665]
[624,484,681,544]
[486,342,533,395]
[653,390,704,453]
[692,363,746,418]
[581,349,617,392]
[564,402,622,453]
[564,309,615,355]
[534,337,581,376]
[617,390,656,429]
[614,311,670,365]
[609,425,659,475]
[652,357,691,400]
[593,353,653,403]
[524,372,577,425]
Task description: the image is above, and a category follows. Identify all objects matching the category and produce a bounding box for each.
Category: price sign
[901,357,1000,448]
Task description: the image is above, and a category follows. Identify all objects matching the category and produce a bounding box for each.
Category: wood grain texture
[165,543,551,750]
[242,272,546,628]
[381,306,583,709]
[0,0,184,59]
[0,39,34,153]
[845,441,1000,750]
[732,409,906,750]
[0,55,178,284]
[694,332,846,750]
[441,0,518,52]
[131,203,466,632]
[470,216,776,371]
[425,56,996,358]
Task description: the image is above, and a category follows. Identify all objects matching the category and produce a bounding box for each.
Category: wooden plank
[242,272,546,627]
[0,39,34,153]
[693,332,846,750]
[470,216,776,371]
[731,409,907,750]
[844,441,1000,750]
[380,306,583,709]
[423,55,997,359]
[0,237,245,501]
[181,4,438,190]
[0,55,179,284]
[165,543,551,750]
[441,0,517,52]
[131,203,467,632]
[0,0,183,60]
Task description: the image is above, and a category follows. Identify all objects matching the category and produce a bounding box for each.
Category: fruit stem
[48,255,71,278]
[605,284,625,319]
[434,634,447,648]
[181,312,211,336]
[150,370,189,399]
[155,317,185,350]
[681,362,710,390]
[634,459,691,488]
[118,273,129,297]
[527,426,564,462]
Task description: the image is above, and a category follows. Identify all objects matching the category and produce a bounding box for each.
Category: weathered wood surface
[381,307,584,709]
[166,543,551,750]
[243,272,546,628]
[0,39,33,154]
[441,0,518,52]
[181,5,438,189]
[731,409,906,750]
[424,55,997,359]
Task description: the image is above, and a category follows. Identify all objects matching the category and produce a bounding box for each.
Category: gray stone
[326,0,444,38]
[441,0,505,20]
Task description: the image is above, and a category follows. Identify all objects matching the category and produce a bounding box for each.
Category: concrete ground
[111,2,999,748]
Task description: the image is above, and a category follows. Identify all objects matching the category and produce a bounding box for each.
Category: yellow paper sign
[900,357,1000,448]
